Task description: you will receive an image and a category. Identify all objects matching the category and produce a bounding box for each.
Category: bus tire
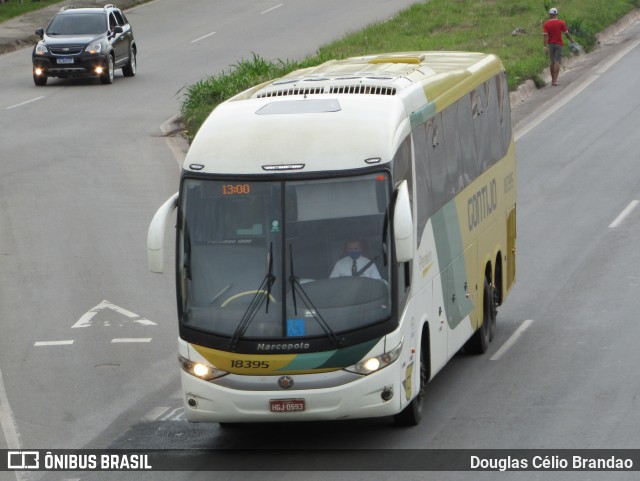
[393,344,426,426]
[465,279,495,354]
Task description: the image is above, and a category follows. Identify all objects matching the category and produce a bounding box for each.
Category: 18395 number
[230,360,270,369]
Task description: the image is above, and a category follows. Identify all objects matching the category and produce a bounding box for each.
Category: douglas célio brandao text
[470,455,634,471]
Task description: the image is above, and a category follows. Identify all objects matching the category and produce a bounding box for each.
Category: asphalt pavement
[1,1,640,138]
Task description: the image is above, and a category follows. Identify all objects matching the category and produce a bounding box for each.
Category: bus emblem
[278,376,294,389]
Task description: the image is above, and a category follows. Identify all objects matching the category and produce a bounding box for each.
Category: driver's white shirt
[330,256,381,279]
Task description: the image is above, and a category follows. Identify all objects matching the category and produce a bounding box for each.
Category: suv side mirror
[114,26,124,34]
[35,28,44,39]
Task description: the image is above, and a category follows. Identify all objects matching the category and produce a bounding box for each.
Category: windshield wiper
[265,242,275,313]
[228,243,275,351]
[289,245,340,347]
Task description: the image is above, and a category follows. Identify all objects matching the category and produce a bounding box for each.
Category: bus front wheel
[393,344,427,426]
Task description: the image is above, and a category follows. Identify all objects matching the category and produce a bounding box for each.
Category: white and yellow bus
[148,51,516,426]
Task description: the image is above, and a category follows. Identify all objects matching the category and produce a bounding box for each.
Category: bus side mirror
[147,193,178,273]
[393,180,414,262]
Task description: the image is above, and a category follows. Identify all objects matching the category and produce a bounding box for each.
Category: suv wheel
[122,46,136,77]
[100,54,115,84]
[33,74,47,86]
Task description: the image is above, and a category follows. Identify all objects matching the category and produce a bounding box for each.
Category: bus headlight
[345,341,403,375]
[178,354,228,381]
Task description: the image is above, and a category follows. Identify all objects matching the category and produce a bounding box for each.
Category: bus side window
[442,104,464,194]
[498,72,513,151]
[392,137,413,195]
[487,76,502,166]
[427,114,447,211]
[412,126,433,249]
[472,86,491,174]
[458,94,479,183]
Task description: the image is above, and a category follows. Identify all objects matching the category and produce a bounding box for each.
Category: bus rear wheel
[393,344,427,426]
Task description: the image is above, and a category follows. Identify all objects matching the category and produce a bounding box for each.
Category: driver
[330,238,381,279]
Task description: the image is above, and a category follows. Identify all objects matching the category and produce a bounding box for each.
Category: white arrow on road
[72,300,157,328]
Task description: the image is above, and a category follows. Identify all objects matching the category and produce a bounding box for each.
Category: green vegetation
[0,0,62,23]
[181,0,639,140]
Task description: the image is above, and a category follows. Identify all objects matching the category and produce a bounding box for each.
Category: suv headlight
[345,341,403,375]
[86,43,102,54]
[178,354,228,381]
[35,44,48,55]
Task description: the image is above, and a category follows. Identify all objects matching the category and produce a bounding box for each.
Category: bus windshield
[178,173,393,343]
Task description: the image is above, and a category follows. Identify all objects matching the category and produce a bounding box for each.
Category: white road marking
[608,200,639,228]
[260,3,283,15]
[143,406,170,421]
[111,338,152,343]
[6,96,45,110]
[34,340,74,346]
[490,319,534,361]
[161,407,184,421]
[72,300,156,328]
[191,31,216,43]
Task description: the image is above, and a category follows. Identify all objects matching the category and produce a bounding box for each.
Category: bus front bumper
[179,366,407,423]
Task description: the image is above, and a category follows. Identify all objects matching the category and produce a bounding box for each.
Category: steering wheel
[221,290,277,308]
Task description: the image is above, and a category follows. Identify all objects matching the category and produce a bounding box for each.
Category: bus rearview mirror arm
[147,193,179,273]
[393,180,413,262]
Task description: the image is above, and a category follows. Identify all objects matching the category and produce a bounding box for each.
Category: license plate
[269,399,305,413]
[56,57,74,64]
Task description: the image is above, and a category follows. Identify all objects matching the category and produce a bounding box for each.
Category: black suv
[32,4,137,86]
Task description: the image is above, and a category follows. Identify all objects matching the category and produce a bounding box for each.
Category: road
[1,1,640,480]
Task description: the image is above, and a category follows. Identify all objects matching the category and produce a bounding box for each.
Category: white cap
[549,7,558,14]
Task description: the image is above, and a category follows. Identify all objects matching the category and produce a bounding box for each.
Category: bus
[147,51,516,426]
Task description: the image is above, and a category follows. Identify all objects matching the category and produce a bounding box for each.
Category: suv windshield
[46,13,107,35]
[177,173,393,343]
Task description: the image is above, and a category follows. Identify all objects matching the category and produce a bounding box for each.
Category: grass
[0,0,63,23]
[181,0,640,141]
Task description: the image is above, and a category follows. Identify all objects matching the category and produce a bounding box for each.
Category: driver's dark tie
[352,258,357,276]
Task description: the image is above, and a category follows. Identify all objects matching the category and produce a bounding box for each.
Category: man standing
[543,7,576,86]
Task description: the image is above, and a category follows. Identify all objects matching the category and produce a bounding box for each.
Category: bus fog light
[381,387,393,402]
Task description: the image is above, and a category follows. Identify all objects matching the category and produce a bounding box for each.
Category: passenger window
[412,126,433,248]
[114,12,126,26]
[443,104,463,194]
[472,85,491,174]
[498,72,513,151]
[457,95,478,182]
[427,114,447,210]
[487,76,502,165]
